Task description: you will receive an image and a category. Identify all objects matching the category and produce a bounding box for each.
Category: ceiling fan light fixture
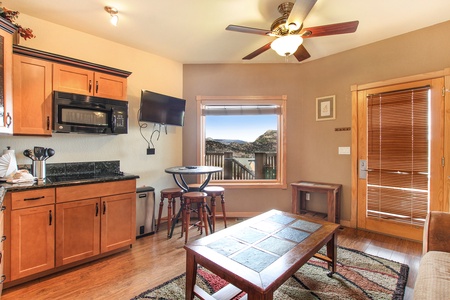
[270,35,303,57]
[288,22,300,31]
[105,6,119,26]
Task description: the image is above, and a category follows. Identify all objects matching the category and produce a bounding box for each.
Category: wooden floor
[1,218,423,300]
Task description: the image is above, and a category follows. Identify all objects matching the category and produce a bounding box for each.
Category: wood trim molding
[351,69,448,92]
[0,17,17,34]
[13,45,132,78]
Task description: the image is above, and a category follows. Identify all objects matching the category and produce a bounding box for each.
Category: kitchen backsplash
[19,160,120,177]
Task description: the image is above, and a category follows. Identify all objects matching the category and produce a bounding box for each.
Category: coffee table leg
[326,232,337,277]
[185,251,197,300]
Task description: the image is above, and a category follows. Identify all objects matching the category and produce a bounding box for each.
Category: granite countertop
[1,172,140,192]
[1,160,140,192]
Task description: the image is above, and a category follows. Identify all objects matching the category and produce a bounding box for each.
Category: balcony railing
[205,151,277,180]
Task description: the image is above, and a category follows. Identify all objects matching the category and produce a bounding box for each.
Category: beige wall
[183,21,450,223]
[0,14,185,193]
[4,13,450,224]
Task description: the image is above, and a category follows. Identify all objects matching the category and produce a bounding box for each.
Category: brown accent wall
[183,21,450,223]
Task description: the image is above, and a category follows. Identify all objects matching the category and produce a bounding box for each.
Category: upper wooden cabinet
[9,45,131,135]
[53,64,127,101]
[12,55,53,136]
[0,19,16,135]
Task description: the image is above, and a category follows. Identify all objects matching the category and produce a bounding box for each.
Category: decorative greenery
[0,6,35,40]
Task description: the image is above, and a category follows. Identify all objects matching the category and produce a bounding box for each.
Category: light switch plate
[338,147,351,155]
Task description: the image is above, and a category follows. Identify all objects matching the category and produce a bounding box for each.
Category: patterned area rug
[132,246,409,300]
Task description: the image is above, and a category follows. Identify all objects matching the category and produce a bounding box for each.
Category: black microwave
[53,91,128,134]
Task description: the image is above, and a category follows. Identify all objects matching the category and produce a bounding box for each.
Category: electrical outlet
[306,192,310,201]
[147,148,155,155]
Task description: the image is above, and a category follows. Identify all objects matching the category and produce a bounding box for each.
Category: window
[197,95,287,188]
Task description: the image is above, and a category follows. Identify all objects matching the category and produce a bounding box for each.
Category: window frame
[196,95,287,189]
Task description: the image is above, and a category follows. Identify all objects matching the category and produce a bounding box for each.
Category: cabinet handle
[95,81,99,93]
[6,112,11,128]
[103,201,106,215]
[24,196,45,201]
[0,275,6,284]
[1,206,5,211]
[0,252,2,264]
[1,236,6,242]
[95,202,99,216]
[49,210,52,226]
[89,80,92,93]
[46,116,50,130]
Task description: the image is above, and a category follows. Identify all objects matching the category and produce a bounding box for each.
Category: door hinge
[442,157,445,167]
[442,87,445,97]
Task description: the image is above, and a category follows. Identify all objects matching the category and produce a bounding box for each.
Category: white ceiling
[4,0,450,64]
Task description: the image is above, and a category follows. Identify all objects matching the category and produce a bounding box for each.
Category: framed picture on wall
[316,95,335,121]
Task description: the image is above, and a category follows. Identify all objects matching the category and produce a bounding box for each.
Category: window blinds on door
[367,86,429,225]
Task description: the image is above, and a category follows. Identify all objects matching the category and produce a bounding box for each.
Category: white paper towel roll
[1,148,18,178]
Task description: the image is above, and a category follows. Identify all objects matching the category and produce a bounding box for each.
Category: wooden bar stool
[203,186,227,232]
[183,192,209,243]
[157,188,183,237]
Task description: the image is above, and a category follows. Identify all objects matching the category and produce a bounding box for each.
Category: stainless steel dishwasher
[135,186,155,238]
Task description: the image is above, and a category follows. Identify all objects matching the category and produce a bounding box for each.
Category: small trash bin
[135,186,155,238]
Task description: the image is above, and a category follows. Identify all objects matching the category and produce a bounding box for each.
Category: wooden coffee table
[184,209,340,300]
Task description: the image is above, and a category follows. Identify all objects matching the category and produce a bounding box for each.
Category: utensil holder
[32,161,46,182]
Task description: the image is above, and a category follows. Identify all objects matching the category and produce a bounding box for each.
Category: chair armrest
[423,211,450,254]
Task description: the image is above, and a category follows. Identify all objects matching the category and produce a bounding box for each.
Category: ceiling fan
[226,0,359,62]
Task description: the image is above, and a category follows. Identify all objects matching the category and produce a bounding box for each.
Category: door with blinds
[355,78,444,241]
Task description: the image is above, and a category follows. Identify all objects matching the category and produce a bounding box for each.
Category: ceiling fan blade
[226,25,272,36]
[243,42,273,60]
[301,20,359,38]
[293,44,311,62]
[286,0,317,30]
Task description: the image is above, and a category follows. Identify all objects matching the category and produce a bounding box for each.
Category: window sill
[209,180,287,190]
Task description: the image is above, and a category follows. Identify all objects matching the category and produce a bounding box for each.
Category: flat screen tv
[138,90,186,126]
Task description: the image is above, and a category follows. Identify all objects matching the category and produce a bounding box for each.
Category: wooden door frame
[350,68,450,230]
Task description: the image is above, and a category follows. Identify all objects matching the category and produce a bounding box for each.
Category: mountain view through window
[205,114,278,180]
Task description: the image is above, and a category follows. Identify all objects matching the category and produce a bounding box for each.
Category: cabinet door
[10,204,55,280]
[101,193,136,253]
[56,198,100,267]
[94,72,127,101]
[12,55,52,135]
[53,64,94,96]
[0,207,5,291]
[0,26,13,135]
[53,64,127,101]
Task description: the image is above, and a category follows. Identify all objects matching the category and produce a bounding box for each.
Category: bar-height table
[165,166,223,237]
[165,166,223,192]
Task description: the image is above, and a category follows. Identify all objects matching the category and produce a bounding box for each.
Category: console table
[291,181,342,224]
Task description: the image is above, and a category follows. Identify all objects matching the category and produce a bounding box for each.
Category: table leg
[172,174,189,192]
[247,290,269,299]
[291,186,299,214]
[169,203,184,238]
[326,231,337,277]
[327,191,336,223]
[167,197,172,238]
[185,251,197,300]
[199,173,213,191]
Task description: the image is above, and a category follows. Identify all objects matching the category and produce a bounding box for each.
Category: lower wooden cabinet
[4,179,136,287]
[101,193,135,253]
[55,192,135,266]
[0,203,6,294]
[10,205,55,280]
[56,198,100,266]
